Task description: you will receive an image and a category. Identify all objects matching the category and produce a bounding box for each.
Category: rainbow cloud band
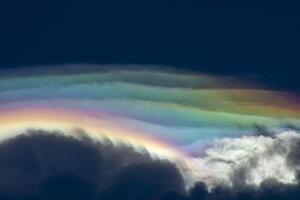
[0,65,299,185]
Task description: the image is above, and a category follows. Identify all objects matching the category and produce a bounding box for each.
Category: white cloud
[183,130,300,188]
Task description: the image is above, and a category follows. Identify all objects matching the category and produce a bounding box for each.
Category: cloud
[179,129,300,200]
[1,129,300,199]
[188,130,300,188]
[0,130,185,200]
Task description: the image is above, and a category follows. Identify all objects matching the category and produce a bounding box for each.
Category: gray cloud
[0,130,185,200]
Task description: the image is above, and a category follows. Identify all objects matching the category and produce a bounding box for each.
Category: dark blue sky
[0,0,299,89]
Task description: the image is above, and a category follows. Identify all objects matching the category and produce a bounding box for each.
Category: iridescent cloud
[0,65,299,187]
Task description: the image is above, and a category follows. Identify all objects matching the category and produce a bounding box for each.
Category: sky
[1,1,300,77]
[0,1,300,200]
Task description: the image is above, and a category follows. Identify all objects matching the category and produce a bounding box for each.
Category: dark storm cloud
[1,129,300,200]
[0,130,185,200]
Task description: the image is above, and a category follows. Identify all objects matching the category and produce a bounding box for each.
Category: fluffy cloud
[189,130,300,188]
